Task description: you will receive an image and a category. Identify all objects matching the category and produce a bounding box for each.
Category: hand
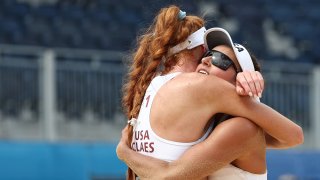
[116,125,131,160]
[236,71,264,98]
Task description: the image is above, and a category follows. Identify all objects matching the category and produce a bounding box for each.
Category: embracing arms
[117,72,303,179]
[235,71,302,148]
[117,117,264,179]
[202,74,304,148]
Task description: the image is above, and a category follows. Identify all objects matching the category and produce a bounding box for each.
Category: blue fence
[0,141,319,180]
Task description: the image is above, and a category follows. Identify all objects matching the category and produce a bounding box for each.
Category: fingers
[236,71,264,98]
[121,125,129,136]
[120,125,131,145]
[117,125,132,160]
[250,71,264,97]
[256,71,264,96]
[236,82,246,96]
[236,71,256,97]
[250,71,262,97]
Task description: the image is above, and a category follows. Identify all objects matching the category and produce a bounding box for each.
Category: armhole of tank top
[147,72,198,146]
[147,72,214,146]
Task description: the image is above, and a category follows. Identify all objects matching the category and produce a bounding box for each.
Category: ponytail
[121,5,205,179]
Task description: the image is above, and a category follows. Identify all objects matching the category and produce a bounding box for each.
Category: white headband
[168,27,206,56]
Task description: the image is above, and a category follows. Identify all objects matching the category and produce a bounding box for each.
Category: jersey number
[146,95,150,107]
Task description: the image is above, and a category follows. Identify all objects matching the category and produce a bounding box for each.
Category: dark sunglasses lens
[203,51,212,58]
[211,52,233,71]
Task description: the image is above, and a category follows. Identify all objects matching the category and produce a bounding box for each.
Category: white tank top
[131,72,214,162]
[131,72,267,180]
[209,164,267,180]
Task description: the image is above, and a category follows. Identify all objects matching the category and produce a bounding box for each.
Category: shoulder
[174,72,229,87]
[170,72,235,100]
[203,117,264,160]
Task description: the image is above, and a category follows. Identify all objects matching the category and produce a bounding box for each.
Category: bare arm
[264,133,296,149]
[235,71,302,148]
[117,118,263,179]
[117,74,303,178]
[116,126,169,179]
[201,75,304,148]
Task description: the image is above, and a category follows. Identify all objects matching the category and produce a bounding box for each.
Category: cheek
[210,67,226,78]
[210,68,235,83]
[224,69,237,83]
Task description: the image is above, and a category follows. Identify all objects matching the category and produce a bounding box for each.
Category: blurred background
[0,0,319,179]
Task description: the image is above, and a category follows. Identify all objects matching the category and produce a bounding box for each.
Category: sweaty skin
[117,72,303,179]
[118,44,303,179]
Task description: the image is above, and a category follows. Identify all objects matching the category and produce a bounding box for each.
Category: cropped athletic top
[131,72,214,162]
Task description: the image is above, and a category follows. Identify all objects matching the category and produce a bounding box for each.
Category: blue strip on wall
[0,141,319,180]
[0,141,127,180]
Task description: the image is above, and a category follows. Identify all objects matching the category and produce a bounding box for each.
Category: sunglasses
[202,50,239,72]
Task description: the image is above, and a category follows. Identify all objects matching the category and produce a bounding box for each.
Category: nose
[201,57,211,67]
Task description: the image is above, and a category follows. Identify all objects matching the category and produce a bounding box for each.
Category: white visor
[204,27,255,71]
[168,27,206,56]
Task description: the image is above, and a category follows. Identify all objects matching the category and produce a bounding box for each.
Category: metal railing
[0,44,126,141]
[261,61,313,130]
[0,44,319,148]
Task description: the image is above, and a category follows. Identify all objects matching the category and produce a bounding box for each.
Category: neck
[168,57,197,74]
